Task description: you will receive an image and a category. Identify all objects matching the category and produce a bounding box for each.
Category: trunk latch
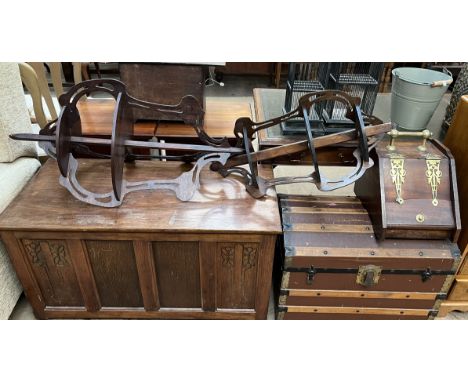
[306,267,316,284]
[421,268,433,282]
[356,265,382,287]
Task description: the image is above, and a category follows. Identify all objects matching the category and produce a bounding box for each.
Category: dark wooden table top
[156,98,252,139]
[78,98,155,137]
[0,159,282,234]
[78,98,252,139]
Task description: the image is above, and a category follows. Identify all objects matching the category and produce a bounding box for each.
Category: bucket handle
[431,67,453,87]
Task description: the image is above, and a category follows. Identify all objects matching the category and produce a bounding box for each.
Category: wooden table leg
[275,63,282,88]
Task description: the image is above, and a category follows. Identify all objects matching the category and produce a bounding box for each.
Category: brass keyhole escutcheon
[416,213,425,223]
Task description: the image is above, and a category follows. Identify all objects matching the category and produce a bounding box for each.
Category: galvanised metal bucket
[391,67,452,131]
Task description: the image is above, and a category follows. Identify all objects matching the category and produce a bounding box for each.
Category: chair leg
[72,62,83,83]
[19,62,48,129]
[28,62,58,120]
[48,62,64,98]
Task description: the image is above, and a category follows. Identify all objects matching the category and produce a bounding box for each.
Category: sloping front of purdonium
[355,136,461,241]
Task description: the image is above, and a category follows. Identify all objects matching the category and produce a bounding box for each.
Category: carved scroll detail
[23,240,70,268]
[221,246,235,268]
[48,243,69,266]
[242,246,257,270]
[426,159,442,206]
[10,80,389,208]
[60,153,229,207]
[23,240,45,267]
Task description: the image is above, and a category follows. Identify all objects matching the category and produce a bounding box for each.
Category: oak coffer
[275,195,461,320]
[0,159,281,319]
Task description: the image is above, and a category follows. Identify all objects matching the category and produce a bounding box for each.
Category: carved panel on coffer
[21,239,84,307]
[216,243,259,309]
[85,240,143,307]
[152,241,201,308]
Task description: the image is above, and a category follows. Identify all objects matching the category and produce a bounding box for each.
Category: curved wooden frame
[10,80,392,207]
[218,90,377,198]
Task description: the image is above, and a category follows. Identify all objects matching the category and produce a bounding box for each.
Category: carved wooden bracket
[10,79,391,207]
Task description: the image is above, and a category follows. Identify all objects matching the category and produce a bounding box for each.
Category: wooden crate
[0,159,281,319]
[275,195,461,320]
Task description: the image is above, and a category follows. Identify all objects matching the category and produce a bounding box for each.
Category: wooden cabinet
[119,63,205,122]
[438,94,468,316]
[0,159,281,319]
[439,247,468,316]
[447,276,468,301]
[215,62,275,76]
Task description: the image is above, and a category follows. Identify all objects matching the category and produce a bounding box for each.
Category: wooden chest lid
[0,159,282,234]
[280,195,459,271]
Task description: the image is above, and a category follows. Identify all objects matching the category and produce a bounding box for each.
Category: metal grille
[286,80,323,121]
[325,62,384,122]
[331,73,378,85]
[283,63,331,121]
